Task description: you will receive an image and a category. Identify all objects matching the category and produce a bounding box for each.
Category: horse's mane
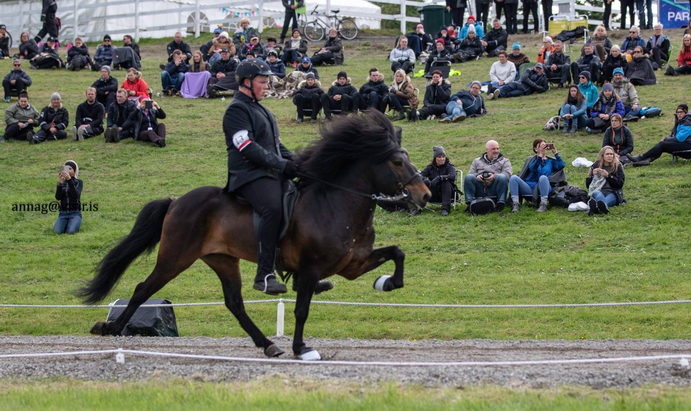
[297,111,402,179]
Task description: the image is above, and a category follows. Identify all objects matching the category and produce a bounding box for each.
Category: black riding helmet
[236,58,273,101]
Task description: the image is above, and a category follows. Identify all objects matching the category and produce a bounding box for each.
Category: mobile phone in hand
[545,143,554,150]
[145,100,153,110]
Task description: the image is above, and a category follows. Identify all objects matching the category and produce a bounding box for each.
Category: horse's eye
[392,160,403,167]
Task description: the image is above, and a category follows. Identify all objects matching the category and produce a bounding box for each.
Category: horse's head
[373,148,431,209]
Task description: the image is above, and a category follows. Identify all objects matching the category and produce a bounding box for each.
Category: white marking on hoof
[374,275,391,292]
[300,350,321,361]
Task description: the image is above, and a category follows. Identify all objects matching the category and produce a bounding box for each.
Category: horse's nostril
[422,193,431,203]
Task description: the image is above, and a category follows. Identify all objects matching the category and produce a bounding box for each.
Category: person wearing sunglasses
[621,26,646,57]
[626,104,691,166]
[93,35,114,71]
[625,46,656,86]
[2,59,32,103]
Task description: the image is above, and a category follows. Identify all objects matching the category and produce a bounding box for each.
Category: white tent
[263,0,382,30]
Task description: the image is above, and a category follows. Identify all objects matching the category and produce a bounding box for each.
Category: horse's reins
[295,169,421,203]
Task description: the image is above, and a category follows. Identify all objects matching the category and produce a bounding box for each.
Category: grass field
[0,28,690,345]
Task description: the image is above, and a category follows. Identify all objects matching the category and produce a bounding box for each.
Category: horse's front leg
[341,245,405,292]
[292,270,321,360]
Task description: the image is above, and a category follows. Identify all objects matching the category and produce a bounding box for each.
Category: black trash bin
[418,4,452,35]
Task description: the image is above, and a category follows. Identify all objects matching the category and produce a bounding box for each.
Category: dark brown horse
[79,111,430,360]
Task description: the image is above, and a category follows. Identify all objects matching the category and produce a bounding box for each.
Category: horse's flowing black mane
[297,111,402,179]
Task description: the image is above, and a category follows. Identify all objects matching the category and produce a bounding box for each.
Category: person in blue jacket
[510,138,566,213]
[439,81,486,123]
[459,15,484,41]
[560,85,588,134]
[266,50,286,79]
[621,26,646,57]
[577,70,598,111]
[626,104,691,166]
[586,84,625,133]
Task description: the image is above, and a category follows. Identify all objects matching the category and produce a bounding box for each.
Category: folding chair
[544,14,589,53]
[426,169,464,211]
[672,150,691,163]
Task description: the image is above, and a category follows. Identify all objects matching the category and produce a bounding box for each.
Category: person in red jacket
[665,34,691,76]
[121,68,149,104]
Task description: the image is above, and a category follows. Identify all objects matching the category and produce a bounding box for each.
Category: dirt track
[1,336,690,388]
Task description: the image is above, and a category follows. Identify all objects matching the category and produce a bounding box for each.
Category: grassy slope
[0,29,689,341]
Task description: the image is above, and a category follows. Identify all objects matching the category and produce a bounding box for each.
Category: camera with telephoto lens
[482,171,490,179]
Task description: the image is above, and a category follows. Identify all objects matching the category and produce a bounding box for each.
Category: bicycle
[301,5,358,42]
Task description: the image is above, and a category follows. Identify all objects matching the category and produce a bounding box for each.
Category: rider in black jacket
[34,0,58,43]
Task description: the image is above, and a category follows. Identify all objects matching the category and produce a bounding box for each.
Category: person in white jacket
[487,50,516,98]
[389,36,416,74]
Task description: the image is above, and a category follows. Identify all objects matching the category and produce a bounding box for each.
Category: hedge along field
[0,30,689,341]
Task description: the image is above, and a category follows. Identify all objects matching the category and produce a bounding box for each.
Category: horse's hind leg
[202,254,285,358]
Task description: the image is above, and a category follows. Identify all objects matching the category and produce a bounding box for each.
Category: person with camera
[586,146,625,215]
[54,160,82,235]
[73,87,105,141]
[123,97,166,147]
[410,146,456,217]
[1,92,39,142]
[464,140,512,212]
[509,139,565,213]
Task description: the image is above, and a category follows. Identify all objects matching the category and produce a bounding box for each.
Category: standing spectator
[665,34,691,76]
[507,42,530,78]
[626,104,691,166]
[1,92,39,142]
[493,62,547,99]
[459,16,485,41]
[570,43,601,85]
[161,50,189,96]
[647,24,671,70]
[636,0,653,30]
[446,0,467,28]
[603,0,614,30]
[93,35,114,70]
[105,89,137,142]
[424,39,451,74]
[280,0,304,43]
[29,92,68,144]
[31,37,62,69]
[66,37,93,71]
[586,146,625,215]
[0,24,10,58]
[414,146,456,217]
[504,0,518,35]
[166,32,192,62]
[560,85,587,134]
[625,46,656,86]
[542,0,553,31]
[266,50,286,79]
[441,81,485,122]
[409,70,450,121]
[321,71,358,120]
[522,0,539,34]
[295,56,319,79]
[293,72,323,123]
[239,36,266,61]
[121,68,149,102]
[487,50,516,97]
[311,28,344,66]
[73,87,105,141]
[389,36,416,73]
[358,68,388,112]
[622,26,646,56]
[601,45,627,84]
[34,0,58,44]
[585,25,612,62]
[537,36,554,65]
[207,48,239,98]
[91,66,118,110]
[602,114,634,161]
[123,98,167,147]
[282,29,308,68]
[382,69,418,121]
[510,139,565,213]
[15,32,39,61]
[453,27,483,62]
[3,60,32,103]
[465,140,512,210]
[577,71,598,111]
[208,31,235,65]
[611,68,641,120]
[586,84,625,133]
[494,0,505,21]
[53,160,82,235]
[481,19,508,57]
[545,40,571,87]
[475,0,492,29]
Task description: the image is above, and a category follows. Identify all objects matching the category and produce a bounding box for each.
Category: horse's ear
[393,126,402,146]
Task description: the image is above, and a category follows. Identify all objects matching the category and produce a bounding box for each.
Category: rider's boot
[253,273,287,295]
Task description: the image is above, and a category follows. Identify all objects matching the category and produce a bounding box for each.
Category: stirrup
[253,273,287,295]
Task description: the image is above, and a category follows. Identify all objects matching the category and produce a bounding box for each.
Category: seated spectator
[464,140,512,211]
[487,50,516,97]
[91,66,118,109]
[105,89,137,142]
[584,25,612,61]
[207,48,239,98]
[664,34,691,76]
[625,46,656,86]
[358,68,388,112]
[408,70,450,121]
[72,87,105,141]
[481,19,508,57]
[586,84,624,133]
[311,28,343,66]
[266,50,285,78]
[602,114,634,162]
[560,85,587,134]
[161,50,189,96]
[0,24,10,58]
[411,145,456,216]
[265,37,279,53]
[53,160,83,234]
[441,81,485,122]
[122,35,141,60]
[123,98,167,147]
[189,50,207,73]
[452,26,482,63]
[409,23,434,54]
[239,35,266,60]
[510,139,565,213]
[611,68,641,120]
[208,31,235,65]
[586,146,625,215]
[201,28,222,62]
[31,36,62,69]
[66,37,93,71]
[15,32,39,61]
[621,26,646,57]
[577,71,598,111]
[295,56,319,79]
[321,71,358,120]
[29,92,69,144]
[166,32,192,62]
[545,40,571,87]
[626,104,691,166]
[570,43,601,85]
[3,60,32,103]
[601,45,626,84]
[293,72,323,123]
[459,16,484,41]
[492,62,547,99]
[112,35,142,71]
[382,69,418,121]
[93,35,114,70]
[389,36,415,74]
[646,23,670,70]
[424,39,451,74]
[447,25,458,40]
[1,92,39,142]
[282,29,308,67]
[233,17,259,49]
[436,27,455,53]
[180,52,211,99]
[122,68,149,103]
[507,42,530,79]
[537,36,554,64]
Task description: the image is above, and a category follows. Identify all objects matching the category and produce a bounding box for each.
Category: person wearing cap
[506,43,530,82]
[208,48,239,98]
[311,27,344,66]
[626,104,691,166]
[202,28,223,62]
[358,68,388,112]
[93,35,114,70]
[412,146,456,216]
[459,16,484,41]
[481,19,508,58]
[611,68,641,121]
[280,0,304,43]
[601,45,627,84]
[570,43,601,86]
[282,29,308,67]
[545,40,571,88]
[35,0,59,44]
[493,63,547,99]
[320,71,357,120]
[409,70,450,121]
[537,37,554,65]
[3,59,32,103]
[296,56,319,79]
[31,37,62,69]
[1,92,39,142]
[91,66,118,109]
[66,37,93,71]
[29,92,69,144]
[239,35,266,61]
[586,84,625,133]
[293,72,324,123]
[16,32,39,61]
[522,0,539,34]
[105,89,137,142]
[208,31,235,65]
[453,26,483,63]
[389,36,416,74]
[161,50,189,96]
[487,50,516,97]
[0,24,10,58]
[445,0,467,28]
[577,71,599,111]
[441,81,485,123]
[53,160,83,235]
[266,50,285,79]
[166,32,192,62]
[625,45,656,86]
[424,39,451,74]
[465,140,512,211]
[73,87,105,141]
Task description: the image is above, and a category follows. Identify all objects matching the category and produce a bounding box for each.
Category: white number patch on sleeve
[232,130,252,151]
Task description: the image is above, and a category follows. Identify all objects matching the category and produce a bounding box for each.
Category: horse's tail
[78,198,173,304]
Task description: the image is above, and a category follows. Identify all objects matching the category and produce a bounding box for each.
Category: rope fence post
[276,298,285,337]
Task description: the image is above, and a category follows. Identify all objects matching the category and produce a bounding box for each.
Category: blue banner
[660,0,690,29]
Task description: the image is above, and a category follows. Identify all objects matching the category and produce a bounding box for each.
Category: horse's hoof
[298,347,321,361]
[90,322,106,336]
[264,344,285,358]
[373,275,393,292]
[314,280,334,295]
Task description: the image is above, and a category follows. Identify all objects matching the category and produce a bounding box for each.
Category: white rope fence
[1,348,690,368]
